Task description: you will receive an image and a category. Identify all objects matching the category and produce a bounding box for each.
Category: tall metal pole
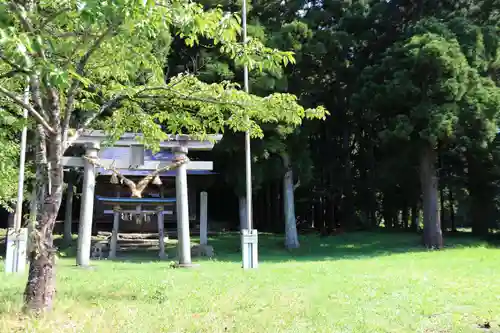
[242,0,252,231]
[241,0,258,269]
[14,83,29,230]
[5,81,29,274]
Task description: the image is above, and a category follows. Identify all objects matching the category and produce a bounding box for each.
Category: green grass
[1,231,500,333]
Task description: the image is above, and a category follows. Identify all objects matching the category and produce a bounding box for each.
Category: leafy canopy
[0,0,326,152]
[353,17,500,148]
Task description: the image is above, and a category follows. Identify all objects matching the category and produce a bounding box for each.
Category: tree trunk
[439,187,446,232]
[419,145,443,248]
[282,154,299,249]
[411,204,420,232]
[449,188,456,232]
[265,184,272,227]
[402,205,409,230]
[24,123,64,312]
[466,151,492,237]
[342,128,354,230]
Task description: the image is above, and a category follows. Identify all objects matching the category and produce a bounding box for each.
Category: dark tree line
[169,0,500,247]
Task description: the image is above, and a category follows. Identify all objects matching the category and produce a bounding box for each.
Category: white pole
[242,0,252,232]
[14,84,29,230]
[5,81,29,274]
[241,0,258,269]
[77,143,99,267]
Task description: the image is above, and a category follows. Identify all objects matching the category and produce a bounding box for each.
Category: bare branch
[0,85,55,134]
[62,26,115,144]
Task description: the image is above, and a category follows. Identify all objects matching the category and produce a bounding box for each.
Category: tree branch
[0,86,55,134]
[29,74,49,119]
[293,178,301,191]
[10,2,48,62]
[64,94,128,149]
[136,90,245,108]
[9,2,35,34]
[0,69,26,79]
[38,8,73,31]
[62,26,115,144]
[0,53,30,73]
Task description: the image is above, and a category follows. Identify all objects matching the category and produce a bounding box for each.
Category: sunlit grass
[1,231,499,332]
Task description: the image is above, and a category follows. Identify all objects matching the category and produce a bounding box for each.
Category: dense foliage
[183,0,500,244]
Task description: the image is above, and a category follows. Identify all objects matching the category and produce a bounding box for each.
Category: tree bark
[24,105,64,312]
[282,154,299,249]
[419,145,443,248]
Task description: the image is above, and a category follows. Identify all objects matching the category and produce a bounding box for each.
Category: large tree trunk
[24,116,64,312]
[419,145,443,248]
[282,154,299,249]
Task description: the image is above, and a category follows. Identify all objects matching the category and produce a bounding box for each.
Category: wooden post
[63,176,74,245]
[110,206,120,259]
[157,207,166,259]
[77,142,99,267]
[200,191,208,245]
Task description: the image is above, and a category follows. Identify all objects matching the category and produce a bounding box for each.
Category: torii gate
[63,130,221,267]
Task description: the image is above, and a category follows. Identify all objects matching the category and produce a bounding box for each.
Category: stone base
[4,228,28,274]
[241,229,258,269]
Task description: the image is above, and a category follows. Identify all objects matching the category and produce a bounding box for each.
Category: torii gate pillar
[76,142,99,267]
[174,145,194,267]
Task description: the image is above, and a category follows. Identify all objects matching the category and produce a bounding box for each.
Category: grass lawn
[1,231,499,332]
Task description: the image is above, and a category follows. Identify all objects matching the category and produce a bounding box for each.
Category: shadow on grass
[50,230,500,265]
